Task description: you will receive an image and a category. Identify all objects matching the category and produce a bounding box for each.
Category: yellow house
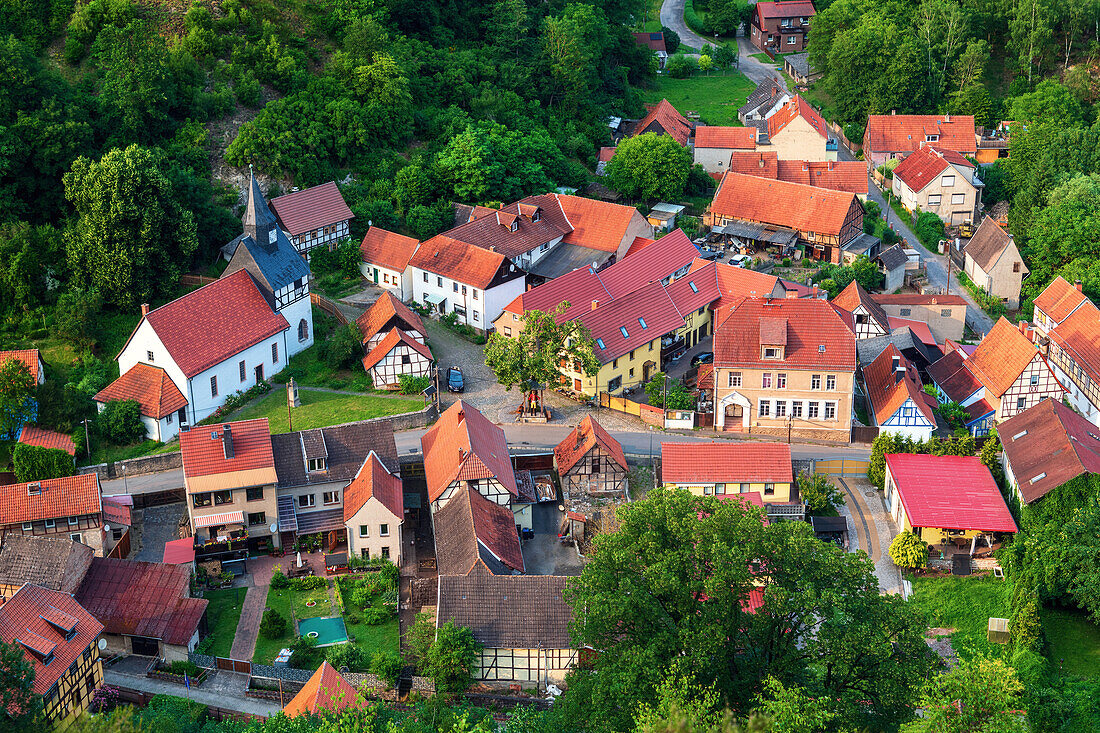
[661,441,794,503]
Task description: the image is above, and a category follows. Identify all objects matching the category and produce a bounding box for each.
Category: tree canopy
[484,304,600,397]
[604,132,693,202]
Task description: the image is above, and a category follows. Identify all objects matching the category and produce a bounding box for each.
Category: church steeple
[243,165,278,249]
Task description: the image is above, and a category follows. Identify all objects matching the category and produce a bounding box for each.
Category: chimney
[811,284,818,298]
[828,161,835,171]
[1019,320,1028,335]
[758,157,765,168]
[1076,279,1083,292]
[489,245,496,252]
[141,303,150,316]
[222,424,234,460]
[945,114,951,123]
[891,109,896,116]
[591,300,599,311]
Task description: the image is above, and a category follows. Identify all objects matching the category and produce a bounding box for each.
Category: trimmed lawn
[640,70,756,127]
[748,52,776,65]
[253,584,334,665]
[268,306,375,391]
[201,588,247,658]
[1042,607,1100,679]
[232,388,422,435]
[908,573,1013,661]
[81,439,179,467]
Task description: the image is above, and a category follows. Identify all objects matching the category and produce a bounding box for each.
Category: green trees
[797,472,843,514]
[0,636,41,732]
[12,444,75,482]
[97,399,145,446]
[605,132,693,202]
[644,372,696,410]
[0,358,36,441]
[888,532,928,571]
[903,657,1027,733]
[423,621,482,693]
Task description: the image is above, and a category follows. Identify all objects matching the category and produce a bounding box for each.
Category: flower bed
[147,661,209,687]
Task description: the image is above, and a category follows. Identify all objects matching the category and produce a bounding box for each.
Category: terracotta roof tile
[870,293,967,306]
[554,416,627,474]
[284,661,361,717]
[866,115,976,155]
[892,146,972,193]
[269,181,354,236]
[597,146,617,163]
[863,344,936,426]
[927,349,982,402]
[94,363,188,419]
[625,235,656,257]
[1034,276,1089,324]
[0,350,41,379]
[582,281,685,363]
[662,442,792,484]
[695,126,757,150]
[180,418,275,481]
[708,171,859,238]
[999,398,1100,503]
[0,474,100,526]
[632,31,667,52]
[727,151,779,178]
[756,1,816,19]
[17,425,75,456]
[630,99,693,146]
[438,571,572,648]
[696,363,714,390]
[555,194,643,254]
[713,297,856,371]
[965,317,1046,397]
[343,452,403,523]
[358,226,420,273]
[775,160,868,195]
[884,454,1016,532]
[361,328,433,371]
[832,281,890,333]
[433,486,523,575]
[1049,298,1100,386]
[766,96,828,141]
[422,401,516,503]
[355,291,426,342]
[408,234,508,290]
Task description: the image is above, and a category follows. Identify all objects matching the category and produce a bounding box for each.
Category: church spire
[242,164,277,248]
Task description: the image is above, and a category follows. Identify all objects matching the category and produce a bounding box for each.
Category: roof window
[1029,472,1046,484]
[1011,430,1027,441]
[818,345,826,353]
[689,281,698,293]
[26,483,41,496]
[596,338,606,350]
[620,327,630,338]
[638,317,648,329]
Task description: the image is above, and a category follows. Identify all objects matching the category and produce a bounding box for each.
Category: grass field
[253,584,334,664]
[232,388,422,434]
[640,69,756,126]
[337,576,400,658]
[201,587,247,658]
[1043,608,1100,679]
[82,439,180,467]
[908,573,1013,661]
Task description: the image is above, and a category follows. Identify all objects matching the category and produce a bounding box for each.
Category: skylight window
[818,345,826,353]
[620,327,630,338]
[1029,472,1046,484]
[596,338,606,350]
[638,317,648,329]
[1012,430,1028,441]
[689,281,698,293]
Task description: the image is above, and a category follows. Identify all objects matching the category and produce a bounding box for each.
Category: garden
[254,572,334,665]
[230,386,423,434]
[639,68,755,127]
[194,588,246,659]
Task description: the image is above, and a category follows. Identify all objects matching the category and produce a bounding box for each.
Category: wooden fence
[599,393,664,426]
[851,426,879,444]
[107,530,131,559]
[311,292,349,325]
[216,657,252,674]
[814,458,870,477]
[180,274,217,287]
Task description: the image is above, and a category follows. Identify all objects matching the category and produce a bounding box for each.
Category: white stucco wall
[279,292,314,357]
[410,265,525,333]
[360,262,411,300]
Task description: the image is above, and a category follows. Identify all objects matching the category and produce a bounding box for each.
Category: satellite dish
[269,523,279,534]
[97,638,107,651]
[103,525,110,533]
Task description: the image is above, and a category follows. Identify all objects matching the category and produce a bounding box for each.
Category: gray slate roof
[0,535,93,594]
[437,569,574,648]
[272,421,399,489]
[738,78,783,117]
[784,53,813,77]
[876,243,908,271]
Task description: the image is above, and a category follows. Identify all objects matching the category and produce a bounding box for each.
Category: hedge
[13,443,75,482]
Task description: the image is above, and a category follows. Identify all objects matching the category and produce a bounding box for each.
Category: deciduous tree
[904,657,1026,733]
[605,132,692,202]
[0,636,41,731]
[889,531,928,571]
[0,358,35,441]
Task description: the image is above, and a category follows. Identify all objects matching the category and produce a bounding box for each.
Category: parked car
[690,352,714,367]
[447,366,464,392]
[729,254,751,268]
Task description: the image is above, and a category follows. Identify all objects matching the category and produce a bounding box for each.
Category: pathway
[229,584,267,661]
[104,667,280,717]
[837,477,903,594]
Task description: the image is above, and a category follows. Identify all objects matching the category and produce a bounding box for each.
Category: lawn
[336,574,400,658]
[81,439,180,467]
[253,583,334,664]
[748,52,776,65]
[640,69,756,127]
[1042,607,1100,679]
[908,573,1013,661]
[231,388,423,434]
[268,306,374,391]
[201,587,247,658]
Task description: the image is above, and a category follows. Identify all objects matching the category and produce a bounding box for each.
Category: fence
[311,292,349,325]
[851,426,879,444]
[216,657,252,675]
[107,530,131,559]
[599,393,665,427]
[828,120,861,156]
[814,458,870,477]
[180,274,217,287]
[111,684,266,722]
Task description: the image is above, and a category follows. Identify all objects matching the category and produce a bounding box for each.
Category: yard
[200,587,247,658]
[231,387,423,434]
[640,70,756,127]
[252,582,334,665]
[908,573,1013,661]
[336,572,400,658]
[1042,607,1100,679]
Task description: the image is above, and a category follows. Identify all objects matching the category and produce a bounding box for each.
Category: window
[361,548,369,559]
[781,18,790,26]
[951,193,965,205]
[900,308,912,316]
[824,402,837,421]
[941,308,952,317]
[210,376,218,397]
[629,368,635,378]
[401,354,411,365]
[193,493,212,508]
[811,374,821,390]
[246,487,264,501]
[271,343,279,363]
[359,525,369,538]
[68,516,78,526]
[776,373,787,389]
[248,512,266,527]
[608,376,622,392]
[423,272,428,282]
[764,347,780,359]
[308,457,326,472]
[689,281,698,293]
[762,373,773,388]
[826,375,836,391]
[323,491,339,505]
[715,483,726,495]
[70,534,81,543]
[764,483,775,496]
[298,319,309,342]
[638,317,648,329]
[1013,262,1022,273]
[942,175,955,187]
[45,519,55,528]
[1017,397,1027,409]
[808,401,820,419]
[473,290,479,300]
[239,361,246,382]
[759,400,771,417]
[703,484,712,495]
[596,338,605,350]
[26,483,40,496]
[167,412,173,424]
[1030,373,1040,386]
[927,194,942,206]
[728,371,742,388]
[380,523,389,537]
[299,494,316,508]
[381,546,390,559]
[146,350,154,362]
[629,350,635,360]
[437,276,443,287]
[620,326,629,338]
[453,282,459,293]
[739,483,750,493]
[925,134,939,142]
[775,401,787,418]
[473,311,480,321]
[213,490,232,505]
[504,327,512,337]
[787,35,797,44]
[792,401,803,418]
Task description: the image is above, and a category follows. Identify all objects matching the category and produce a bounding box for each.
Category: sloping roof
[775,160,868,195]
[832,281,890,333]
[863,344,936,426]
[625,235,656,258]
[870,293,967,306]
[0,584,103,695]
[892,146,973,193]
[767,96,828,141]
[662,442,792,484]
[555,194,643,254]
[180,419,277,491]
[738,78,784,116]
[162,538,196,565]
[597,229,697,297]
[94,363,188,419]
[927,349,982,402]
[728,150,779,178]
[1034,276,1089,324]
[128,270,289,378]
[0,474,101,526]
[76,558,208,645]
[0,535,93,594]
[436,194,568,260]
[283,661,361,717]
[709,171,859,238]
[631,99,692,146]
[355,291,426,342]
[756,0,816,19]
[555,416,628,474]
[632,31,666,53]
[582,281,685,364]
[358,226,420,273]
[965,318,1044,397]
[1000,398,1100,503]
[695,126,757,150]
[888,317,937,347]
[271,420,399,489]
[865,115,977,155]
[269,181,354,236]
[884,454,1016,532]
[433,486,524,575]
[408,234,509,290]
[437,571,572,648]
[343,451,403,522]
[876,243,909,271]
[101,496,131,526]
[361,328,433,371]
[0,349,40,378]
[17,425,75,456]
[713,298,856,371]
[422,401,516,503]
[1049,297,1100,387]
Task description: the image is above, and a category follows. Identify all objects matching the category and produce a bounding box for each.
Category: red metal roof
[355,291,427,343]
[884,453,1016,532]
[343,451,403,522]
[866,114,977,155]
[713,297,856,371]
[421,401,517,502]
[269,181,354,236]
[94,363,188,419]
[708,171,859,238]
[180,418,276,479]
[0,474,101,526]
[581,281,685,364]
[0,584,102,695]
[284,661,361,717]
[554,416,628,474]
[597,229,697,298]
[162,538,196,565]
[631,99,693,146]
[17,425,75,456]
[662,442,792,484]
[358,226,420,273]
[695,126,757,150]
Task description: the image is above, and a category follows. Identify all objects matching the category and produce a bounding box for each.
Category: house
[109,270,291,431]
[554,416,628,501]
[869,293,967,343]
[738,78,789,126]
[437,569,576,683]
[883,453,1016,550]
[632,31,668,68]
[864,114,977,167]
[433,485,524,576]
[960,218,1027,309]
[1031,277,1100,425]
[705,171,864,264]
[783,52,820,84]
[762,96,837,162]
[283,661,362,717]
[627,99,693,146]
[647,203,687,234]
[694,127,758,174]
[891,146,982,226]
[862,345,937,441]
[0,535,93,601]
[875,243,909,292]
[355,292,432,389]
[856,329,944,382]
[343,452,404,564]
[223,172,314,357]
[75,557,207,661]
[268,181,354,261]
[358,226,420,300]
[0,474,123,557]
[180,419,281,553]
[93,363,189,443]
[16,424,75,457]
[975,122,1012,165]
[0,583,103,725]
[711,297,856,441]
[927,318,1064,435]
[725,152,867,197]
[595,146,616,176]
[270,420,400,554]
[750,1,816,52]
[999,398,1100,505]
[0,348,44,384]
[661,442,795,505]
[832,281,890,340]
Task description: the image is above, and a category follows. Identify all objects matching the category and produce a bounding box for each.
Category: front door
[255,364,264,382]
[643,361,656,382]
[373,268,379,283]
[130,636,159,656]
[574,378,582,392]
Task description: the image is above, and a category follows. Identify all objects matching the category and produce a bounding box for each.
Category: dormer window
[925,134,939,142]
[764,347,781,359]
[268,228,277,244]
[533,211,541,222]
[27,483,41,496]
[510,220,518,232]
[308,457,327,472]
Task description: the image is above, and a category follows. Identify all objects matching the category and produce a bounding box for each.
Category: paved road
[659,0,711,52]
[104,667,279,717]
[734,34,788,90]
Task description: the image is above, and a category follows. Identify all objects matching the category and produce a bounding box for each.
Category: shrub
[661,25,680,54]
[269,569,289,589]
[782,257,791,267]
[290,576,327,591]
[259,609,288,639]
[798,472,843,514]
[164,660,202,677]
[371,651,403,684]
[1011,597,1044,652]
[364,605,394,625]
[913,211,945,251]
[398,374,430,395]
[325,643,370,672]
[234,71,262,108]
[320,322,362,370]
[12,443,75,482]
[888,532,927,571]
[423,621,481,693]
[97,399,146,445]
[665,55,698,79]
[287,635,324,670]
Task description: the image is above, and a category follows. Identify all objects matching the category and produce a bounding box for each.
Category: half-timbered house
[554,416,628,500]
[0,474,124,557]
[422,401,518,514]
[355,292,433,389]
[0,535,93,602]
[433,485,524,576]
[269,181,354,261]
[1030,277,1100,427]
[832,281,890,340]
[862,344,937,441]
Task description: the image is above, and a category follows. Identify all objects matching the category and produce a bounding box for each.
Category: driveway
[132,503,185,562]
[521,503,584,576]
[836,477,903,594]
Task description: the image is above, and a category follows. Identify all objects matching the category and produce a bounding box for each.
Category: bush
[259,609,288,639]
[782,257,791,267]
[665,55,698,79]
[290,576,327,591]
[325,643,370,672]
[164,660,202,677]
[798,472,843,514]
[913,211,945,251]
[269,569,290,589]
[287,635,324,670]
[12,444,75,482]
[320,322,363,370]
[234,71,262,108]
[661,25,680,54]
[97,399,146,445]
[364,605,394,625]
[398,374,430,395]
[198,381,271,425]
[888,532,927,571]
[1011,597,1044,653]
[370,651,403,684]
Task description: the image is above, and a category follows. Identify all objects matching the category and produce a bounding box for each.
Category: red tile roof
[756,0,816,19]
[892,146,973,193]
[766,96,828,141]
[870,293,967,306]
[632,31,667,53]
[408,234,508,289]
[124,270,289,378]
[355,291,426,342]
[358,226,420,273]
[94,363,188,419]
[0,474,101,526]
[269,181,354,236]
[1000,398,1100,503]
[887,317,937,347]
[775,160,868,195]
[17,425,75,456]
[0,584,103,695]
[863,344,937,426]
[884,453,1016,532]
[596,229,697,297]
[180,418,276,480]
[597,146,617,163]
[101,496,131,526]
[696,363,714,390]
[709,171,859,238]
[284,661,361,717]
[625,235,656,258]
[1034,276,1089,325]
[1049,297,1100,387]
[832,281,889,332]
[866,115,977,155]
[713,297,856,371]
[75,558,208,645]
[343,451,404,522]
[162,538,196,565]
[554,416,628,474]
[0,349,41,380]
[555,194,643,253]
[422,401,516,503]
[631,99,692,146]
[582,281,685,363]
[662,442,792,484]
[695,126,757,150]
[466,486,524,573]
[728,151,779,178]
[927,349,983,403]
[965,317,1046,397]
[361,328,433,371]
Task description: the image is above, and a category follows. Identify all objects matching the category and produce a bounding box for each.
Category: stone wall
[80,451,183,480]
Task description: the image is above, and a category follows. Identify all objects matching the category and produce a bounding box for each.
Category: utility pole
[81,419,91,458]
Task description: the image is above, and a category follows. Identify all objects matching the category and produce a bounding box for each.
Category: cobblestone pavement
[133,502,186,562]
[837,477,903,594]
[229,584,266,661]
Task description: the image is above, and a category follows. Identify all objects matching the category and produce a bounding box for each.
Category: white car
[729,254,751,268]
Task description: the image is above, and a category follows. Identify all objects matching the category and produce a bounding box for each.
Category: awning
[423,293,446,306]
[810,516,848,533]
[163,538,196,564]
[194,510,244,529]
